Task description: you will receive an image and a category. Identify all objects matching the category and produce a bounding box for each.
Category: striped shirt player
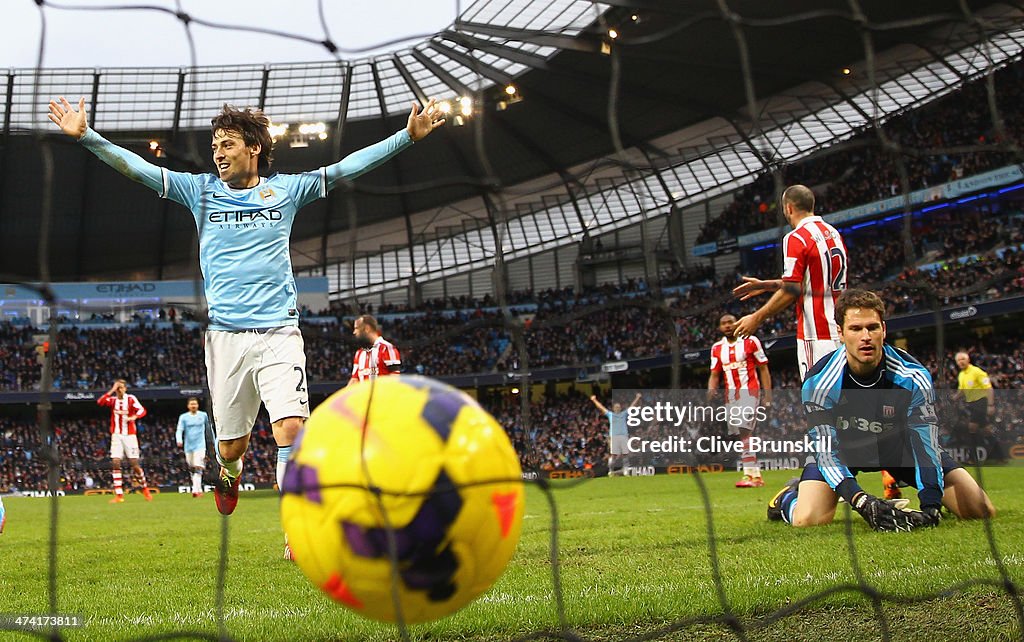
[97,387,147,438]
[350,315,401,384]
[731,185,847,380]
[782,213,847,377]
[351,336,402,383]
[708,314,772,487]
[709,335,769,403]
[97,379,152,502]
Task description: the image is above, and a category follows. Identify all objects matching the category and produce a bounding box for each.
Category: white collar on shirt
[794,214,823,230]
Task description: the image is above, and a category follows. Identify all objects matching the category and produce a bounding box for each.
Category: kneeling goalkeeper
[768,289,995,531]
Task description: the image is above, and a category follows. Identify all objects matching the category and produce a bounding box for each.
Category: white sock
[112,470,123,496]
[741,437,760,477]
[748,459,762,478]
[191,471,202,493]
[216,450,242,478]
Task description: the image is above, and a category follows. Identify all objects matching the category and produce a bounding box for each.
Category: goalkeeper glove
[851,491,915,532]
[905,506,942,529]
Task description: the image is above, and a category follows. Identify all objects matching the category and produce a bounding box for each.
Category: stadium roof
[3,0,606,128]
[0,0,1019,281]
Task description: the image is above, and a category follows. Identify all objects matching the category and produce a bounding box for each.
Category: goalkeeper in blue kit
[768,289,995,531]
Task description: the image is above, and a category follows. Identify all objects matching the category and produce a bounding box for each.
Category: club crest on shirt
[259,188,276,200]
[883,405,895,418]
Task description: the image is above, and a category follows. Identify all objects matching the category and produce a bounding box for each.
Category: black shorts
[966,400,989,427]
[800,450,961,488]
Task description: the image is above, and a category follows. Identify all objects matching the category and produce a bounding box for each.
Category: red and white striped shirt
[781,215,847,341]
[97,392,147,435]
[350,336,401,383]
[710,336,768,401]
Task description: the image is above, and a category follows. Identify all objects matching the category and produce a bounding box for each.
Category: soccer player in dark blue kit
[768,289,995,531]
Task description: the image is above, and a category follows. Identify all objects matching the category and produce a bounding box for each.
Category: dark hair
[781,184,815,214]
[355,315,380,333]
[834,288,886,326]
[187,397,200,404]
[210,104,274,169]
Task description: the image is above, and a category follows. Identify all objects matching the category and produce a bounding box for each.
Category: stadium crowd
[696,62,1024,244]
[2,331,1021,491]
[1,204,1022,388]
[240,205,1024,374]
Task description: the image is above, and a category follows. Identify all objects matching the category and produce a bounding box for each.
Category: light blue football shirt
[79,127,412,331]
[161,170,321,330]
[607,411,628,436]
[176,410,211,453]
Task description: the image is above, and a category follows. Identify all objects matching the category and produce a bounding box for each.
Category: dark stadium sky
[4,0,455,69]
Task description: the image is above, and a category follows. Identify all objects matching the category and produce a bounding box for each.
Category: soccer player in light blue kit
[176,397,212,497]
[589,392,642,475]
[49,95,445,558]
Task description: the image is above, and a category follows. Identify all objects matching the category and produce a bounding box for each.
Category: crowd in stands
[0,408,278,493]
[323,204,1024,374]
[696,61,1024,244]
[3,331,1021,491]
[1,201,1022,389]
[3,326,1023,491]
[490,390,610,472]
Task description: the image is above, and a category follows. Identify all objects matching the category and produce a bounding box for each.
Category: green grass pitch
[2,468,1021,641]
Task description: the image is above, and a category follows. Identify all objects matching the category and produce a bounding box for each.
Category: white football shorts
[725,392,760,435]
[798,338,842,381]
[610,434,629,455]
[110,434,140,460]
[184,450,206,469]
[205,326,309,442]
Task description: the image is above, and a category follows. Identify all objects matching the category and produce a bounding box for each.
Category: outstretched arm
[733,285,798,339]
[325,99,445,192]
[589,395,609,414]
[48,97,163,193]
[733,276,782,301]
